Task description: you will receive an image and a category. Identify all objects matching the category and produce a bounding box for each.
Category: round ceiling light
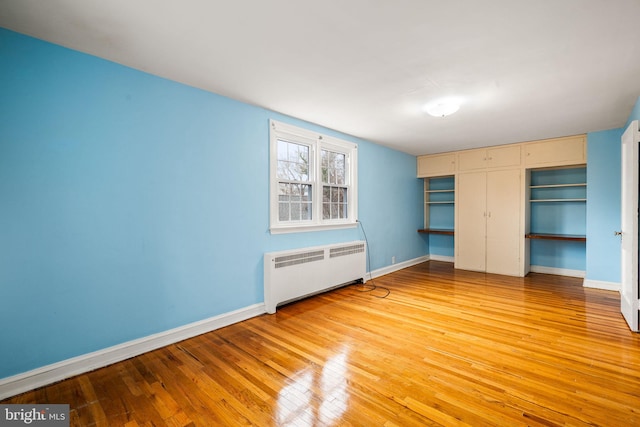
[423,97,463,117]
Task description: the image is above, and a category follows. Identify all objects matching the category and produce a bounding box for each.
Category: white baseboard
[427,254,454,263]
[369,255,430,279]
[583,279,621,292]
[0,303,265,400]
[530,265,585,278]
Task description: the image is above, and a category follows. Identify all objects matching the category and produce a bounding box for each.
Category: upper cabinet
[457,145,521,171]
[417,134,586,177]
[456,149,486,171]
[417,153,456,177]
[523,135,586,167]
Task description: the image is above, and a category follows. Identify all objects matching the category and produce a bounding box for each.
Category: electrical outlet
[391,256,396,264]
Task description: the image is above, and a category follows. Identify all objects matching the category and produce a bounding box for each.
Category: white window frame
[269,119,358,234]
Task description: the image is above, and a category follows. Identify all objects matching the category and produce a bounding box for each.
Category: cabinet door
[487,145,521,168]
[486,169,521,276]
[524,135,586,167]
[458,145,522,171]
[455,172,487,271]
[457,149,487,171]
[417,153,456,177]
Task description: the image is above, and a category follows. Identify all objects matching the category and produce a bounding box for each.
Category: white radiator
[264,241,367,314]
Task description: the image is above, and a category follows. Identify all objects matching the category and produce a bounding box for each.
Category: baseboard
[428,254,454,263]
[369,255,430,279]
[530,265,585,278]
[0,303,265,400]
[583,279,621,292]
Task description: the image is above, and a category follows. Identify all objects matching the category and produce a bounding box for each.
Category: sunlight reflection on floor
[276,348,349,426]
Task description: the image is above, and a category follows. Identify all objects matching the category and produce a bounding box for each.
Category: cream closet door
[486,169,521,276]
[455,171,487,272]
[455,169,521,275]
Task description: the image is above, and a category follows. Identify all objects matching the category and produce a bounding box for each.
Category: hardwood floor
[3,261,640,426]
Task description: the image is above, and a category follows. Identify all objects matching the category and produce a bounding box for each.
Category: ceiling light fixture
[423,97,464,118]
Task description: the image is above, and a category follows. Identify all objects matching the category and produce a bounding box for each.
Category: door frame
[620,120,639,332]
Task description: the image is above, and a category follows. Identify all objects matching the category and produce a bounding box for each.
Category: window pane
[321,150,328,183]
[291,201,301,221]
[321,149,346,187]
[279,202,289,221]
[278,183,290,221]
[331,187,338,202]
[278,183,289,196]
[301,202,312,220]
[278,140,309,181]
[336,168,345,185]
[322,185,348,220]
[279,182,313,222]
[323,202,330,220]
[331,203,339,219]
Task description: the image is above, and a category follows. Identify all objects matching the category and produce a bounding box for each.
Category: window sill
[270,222,358,234]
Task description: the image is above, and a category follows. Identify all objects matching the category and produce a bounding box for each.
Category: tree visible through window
[322,149,347,220]
[270,120,358,233]
[277,140,312,221]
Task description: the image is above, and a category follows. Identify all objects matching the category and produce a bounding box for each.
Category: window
[270,120,358,233]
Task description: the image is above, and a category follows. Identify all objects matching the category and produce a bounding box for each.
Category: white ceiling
[2,0,640,155]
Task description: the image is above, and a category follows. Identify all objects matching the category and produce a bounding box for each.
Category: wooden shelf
[530,183,586,188]
[530,199,586,202]
[525,233,586,242]
[426,201,455,205]
[425,189,455,193]
[418,229,455,235]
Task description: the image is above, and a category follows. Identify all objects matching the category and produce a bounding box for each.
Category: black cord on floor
[355,220,390,298]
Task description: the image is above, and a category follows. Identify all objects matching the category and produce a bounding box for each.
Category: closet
[455,169,521,276]
[417,134,587,278]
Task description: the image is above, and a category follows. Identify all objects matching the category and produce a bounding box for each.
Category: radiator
[264,241,367,313]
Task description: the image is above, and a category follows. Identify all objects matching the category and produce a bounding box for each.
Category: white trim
[428,254,455,263]
[583,279,621,292]
[369,255,430,279]
[269,222,357,234]
[529,265,585,278]
[0,303,265,400]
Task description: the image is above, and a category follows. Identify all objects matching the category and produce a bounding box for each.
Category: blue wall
[585,128,624,283]
[0,29,425,379]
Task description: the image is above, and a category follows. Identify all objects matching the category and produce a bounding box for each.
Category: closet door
[455,171,487,271]
[486,169,521,276]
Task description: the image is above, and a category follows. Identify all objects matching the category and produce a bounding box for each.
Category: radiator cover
[264,241,366,313]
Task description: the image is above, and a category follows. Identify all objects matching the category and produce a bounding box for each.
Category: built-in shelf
[525,233,586,242]
[530,198,586,202]
[418,229,455,235]
[530,183,586,189]
[423,176,455,238]
[526,166,587,273]
[529,181,586,203]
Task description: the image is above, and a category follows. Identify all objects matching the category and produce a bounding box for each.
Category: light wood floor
[3,261,640,426]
